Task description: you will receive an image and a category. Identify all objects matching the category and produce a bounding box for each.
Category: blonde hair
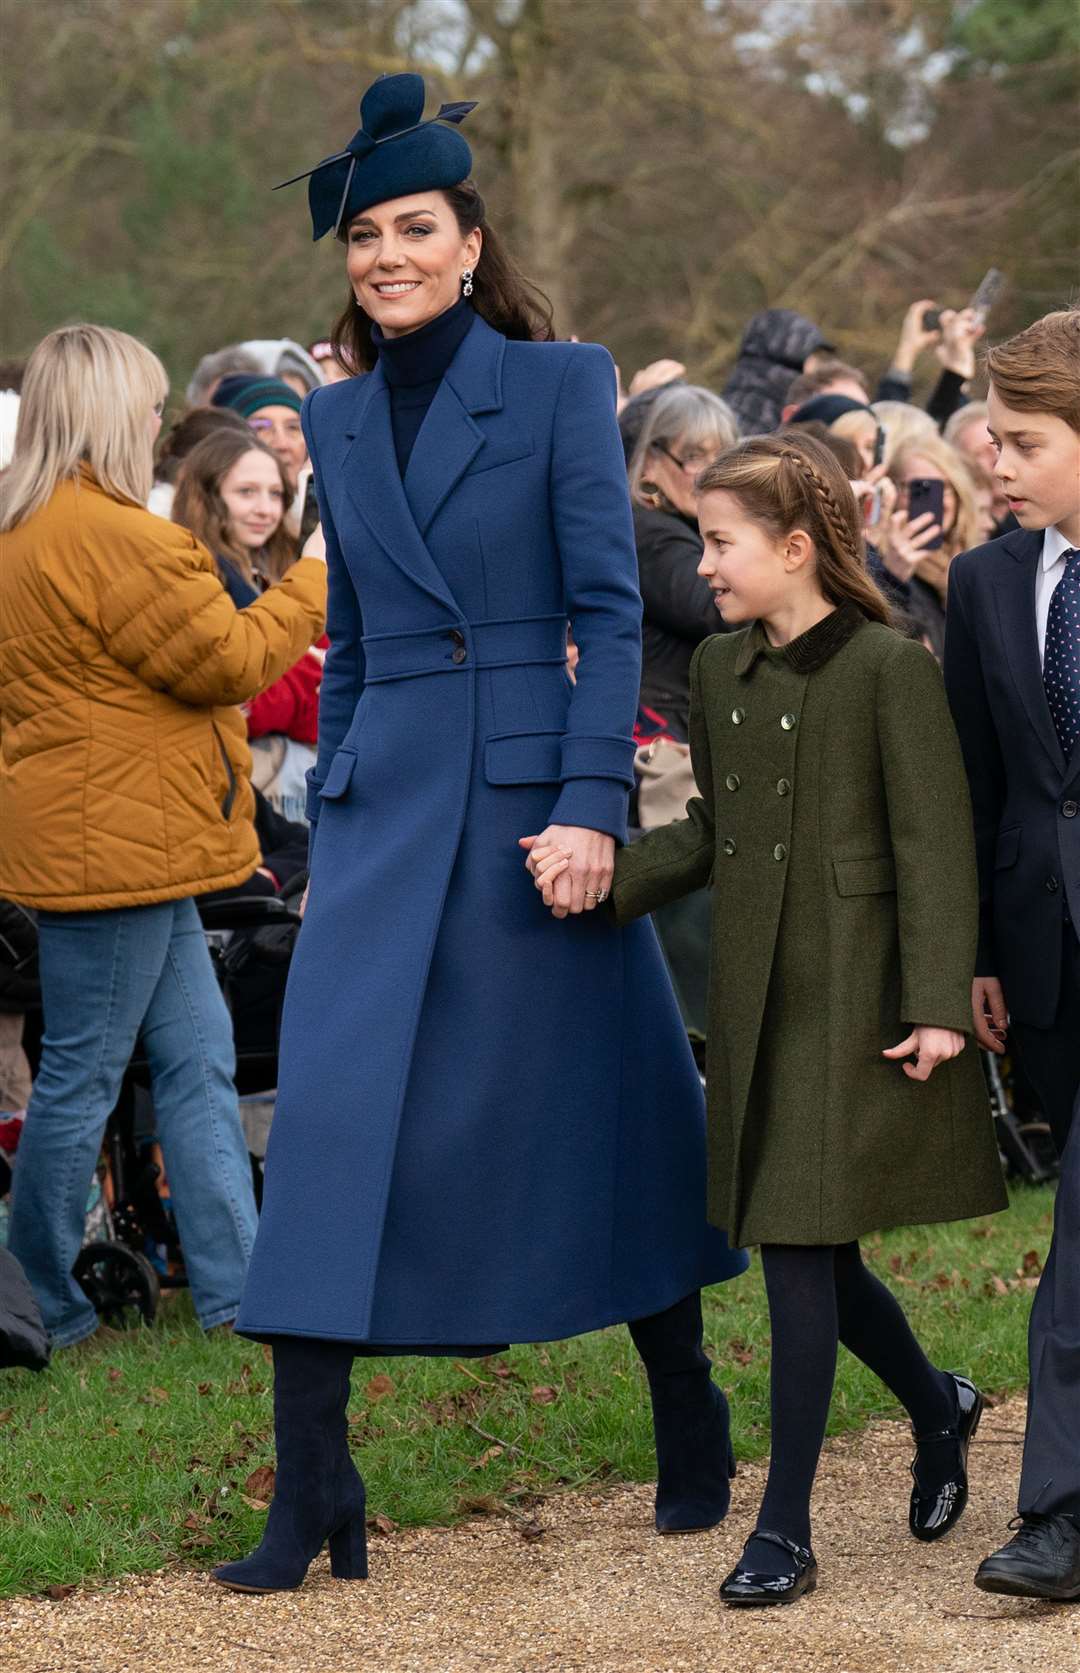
[628,383,740,507]
[871,400,938,474]
[830,406,879,461]
[0,324,168,531]
[888,432,982,558]
[695,432,892,626]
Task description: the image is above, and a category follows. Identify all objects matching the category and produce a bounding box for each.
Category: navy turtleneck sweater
[373,299,475,476]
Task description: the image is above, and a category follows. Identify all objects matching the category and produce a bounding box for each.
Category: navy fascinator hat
[277,72,477,241]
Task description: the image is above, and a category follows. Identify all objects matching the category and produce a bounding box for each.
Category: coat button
[725,773,740,791]
[1063,800,1078,818]
[1045,875,1060,893]
[452,646,468,664]
[723,837,737,856]
[449,628,466,646]
[731,708,745,725]
[776,778,791,796]
[773,843,787,861]
[780,712,796,731]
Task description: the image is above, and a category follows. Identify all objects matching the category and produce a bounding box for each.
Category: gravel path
[2,1396,1074,1673]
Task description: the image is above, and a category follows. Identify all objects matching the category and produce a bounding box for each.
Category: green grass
[0,1184,1053,1597]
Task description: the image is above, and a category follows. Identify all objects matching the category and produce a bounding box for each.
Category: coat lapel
[403,314,506,536]
[994,529,1066,776]
[339,365,461,616]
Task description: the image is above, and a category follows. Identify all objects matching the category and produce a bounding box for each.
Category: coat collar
[734,600,865,678]
[337,314,507,613]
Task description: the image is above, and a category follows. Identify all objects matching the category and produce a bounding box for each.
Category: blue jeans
[8,899,258,1347]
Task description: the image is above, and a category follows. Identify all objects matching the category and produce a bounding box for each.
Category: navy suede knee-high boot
[213,1337,367,1593]
[629,1291,735,1534]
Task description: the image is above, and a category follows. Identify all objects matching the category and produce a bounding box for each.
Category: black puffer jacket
[634,503,728,738]
[722,309,831,436]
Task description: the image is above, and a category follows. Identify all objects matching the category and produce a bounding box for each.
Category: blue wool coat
[236,314,746,1346]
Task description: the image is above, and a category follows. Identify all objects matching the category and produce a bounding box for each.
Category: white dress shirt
[1036,525,1074,666]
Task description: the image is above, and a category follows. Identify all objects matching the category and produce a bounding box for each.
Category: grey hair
[185,345,262,407]
[628,383,741,506]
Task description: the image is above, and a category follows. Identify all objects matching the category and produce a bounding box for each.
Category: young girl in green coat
[527,431,1006,1606]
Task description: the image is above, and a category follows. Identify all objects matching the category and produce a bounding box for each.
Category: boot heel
[328,1513,369,1580]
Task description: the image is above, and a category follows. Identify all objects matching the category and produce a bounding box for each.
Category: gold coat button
[725,773,740,792]
[774,843,787,861]
[781,712,796,731]
[776,778,791,796]
[723,837,737,856]
[731,708,745,725]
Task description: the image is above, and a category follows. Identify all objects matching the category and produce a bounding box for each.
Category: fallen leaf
[182,1512,205,1531]
[106,1368,123,1384]
[530,1386,558,1406]
[368,1513,397,1536]
[727,1338,754,1367]
[990,1275,1009,1296]
[0,1409,14,1425]
[243,1465,276,1502]
[0,1505,12,1517]
[473,1446,504,1468]
[517,1517,545,1541]
[141,1387,170,1405]
[26,1493,46,1505]
[44,1584,76,1601]
[197,1382,213,1396]
[241,1495,270,1511]
[1020,1250,1042,1278]
[969,1226,993,1239]
[365,1373,395,1402]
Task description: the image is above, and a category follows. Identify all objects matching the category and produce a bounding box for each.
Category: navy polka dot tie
[1043,546,1080,759]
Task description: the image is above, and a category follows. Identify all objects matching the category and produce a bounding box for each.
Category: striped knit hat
[211,375,303,418]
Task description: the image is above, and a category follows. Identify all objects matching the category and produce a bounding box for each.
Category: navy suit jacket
[944,528,1080,1027]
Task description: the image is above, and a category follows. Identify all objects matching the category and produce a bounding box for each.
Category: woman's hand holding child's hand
[519,829,614,918]
[882,1025,965,1082]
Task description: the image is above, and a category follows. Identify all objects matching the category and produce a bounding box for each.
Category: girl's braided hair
[694,430,892,626]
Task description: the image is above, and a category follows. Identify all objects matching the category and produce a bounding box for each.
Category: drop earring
[461,268,475,298]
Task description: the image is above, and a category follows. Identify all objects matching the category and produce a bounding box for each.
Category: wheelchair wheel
[74,1241,160,1329]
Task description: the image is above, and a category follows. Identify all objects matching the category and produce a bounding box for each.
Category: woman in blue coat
[217,74,746,1594]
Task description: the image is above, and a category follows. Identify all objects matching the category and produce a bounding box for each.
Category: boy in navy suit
[945,307,1080,1600]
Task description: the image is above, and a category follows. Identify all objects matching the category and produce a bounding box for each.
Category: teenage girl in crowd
[172,429,327,822]
[529,430,1006,1606]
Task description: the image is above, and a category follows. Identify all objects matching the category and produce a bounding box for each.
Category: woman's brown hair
[331,180,555,374]
[986,307,1080,433]
[171,430,295,585]
[694,432,892,626]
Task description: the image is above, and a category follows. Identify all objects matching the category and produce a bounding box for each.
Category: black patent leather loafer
[974,1514,1080,1601]
[719,1529,818,1607]
[909,1372,982,1542]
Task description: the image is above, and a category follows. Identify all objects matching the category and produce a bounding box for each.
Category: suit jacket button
[1045,875,1060,893]
[773,843,787,861]
[780,712,796,731]
[776,778,791,796]
[1063,800,1078,818]
[723,837,737,856]
[452,646,468,664]
[731,708,745,725]
[725,773,740,791]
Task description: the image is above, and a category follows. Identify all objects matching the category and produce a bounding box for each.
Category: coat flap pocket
[994,824,1021,871]
[318,748,357,801]
[833,855,897,896]
[484,731,563,785]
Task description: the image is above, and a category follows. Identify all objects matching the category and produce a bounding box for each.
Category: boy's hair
[986,308,1080,433]
[695,431,891,626]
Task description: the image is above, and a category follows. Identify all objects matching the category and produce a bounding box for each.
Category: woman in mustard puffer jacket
[0,324,326,1349]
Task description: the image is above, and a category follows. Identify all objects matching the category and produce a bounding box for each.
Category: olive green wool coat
[613,604,1007,1247]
